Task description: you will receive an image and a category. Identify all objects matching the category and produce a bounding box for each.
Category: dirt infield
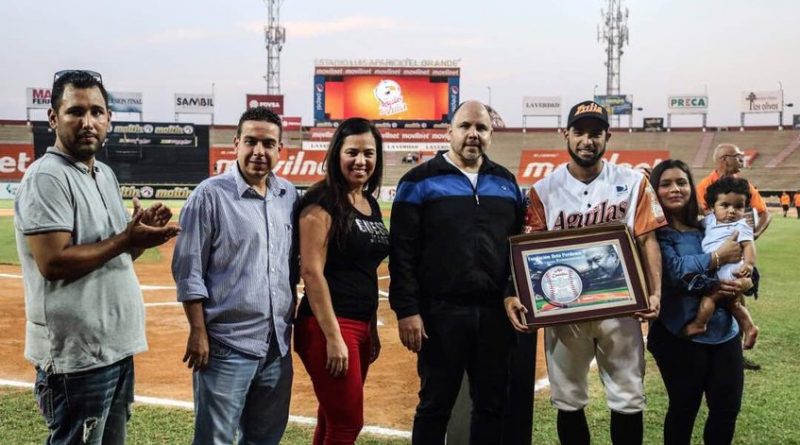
[0,239,547,431]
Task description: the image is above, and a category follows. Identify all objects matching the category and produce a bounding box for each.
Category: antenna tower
[597,0,628,124]
[264,0,286,94]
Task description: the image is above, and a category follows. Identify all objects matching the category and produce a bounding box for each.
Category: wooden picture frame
[509,222,649,328]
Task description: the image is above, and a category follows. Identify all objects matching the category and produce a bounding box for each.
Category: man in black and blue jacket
[389,100,526,444]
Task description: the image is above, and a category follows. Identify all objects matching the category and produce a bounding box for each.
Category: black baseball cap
[567,100,609,129]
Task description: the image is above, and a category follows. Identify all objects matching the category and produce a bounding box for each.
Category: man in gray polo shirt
[14,70,180,445]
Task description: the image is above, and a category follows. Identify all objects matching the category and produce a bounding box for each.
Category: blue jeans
[193,338,293,445]
[34,356,135,445]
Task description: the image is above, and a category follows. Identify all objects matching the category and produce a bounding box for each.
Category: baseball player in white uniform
[505,100,666,445]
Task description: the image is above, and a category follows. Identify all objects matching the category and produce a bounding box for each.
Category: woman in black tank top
[294,118,389,445]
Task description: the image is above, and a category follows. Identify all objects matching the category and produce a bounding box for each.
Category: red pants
[294,316,371,445]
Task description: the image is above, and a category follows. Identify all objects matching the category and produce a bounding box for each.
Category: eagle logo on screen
[374,79,409,117]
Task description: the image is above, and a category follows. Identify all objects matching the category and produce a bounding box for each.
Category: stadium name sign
[517,150,670,185]
[314,58,460,68]
[668,95,708,113]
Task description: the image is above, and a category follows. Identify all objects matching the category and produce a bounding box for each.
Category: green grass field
[1,207,798,443]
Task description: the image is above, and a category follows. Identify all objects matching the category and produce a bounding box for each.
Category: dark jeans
[647,321,743,445]
[34,356,135,445]
[412,300,515,445]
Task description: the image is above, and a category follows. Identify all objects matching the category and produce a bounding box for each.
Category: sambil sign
[668,95,708,114]
[175,94,214,114]
[517,150,670,186]
[0,144,34,180]
[210,147,325,184]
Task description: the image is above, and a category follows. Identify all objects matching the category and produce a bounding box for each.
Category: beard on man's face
[568,140,606,168]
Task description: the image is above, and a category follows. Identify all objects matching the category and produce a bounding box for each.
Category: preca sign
[210,147,325,183]
[517,150,670,186]
[0,144,34,180]
[304,127,449,152]
[668,95,708,114]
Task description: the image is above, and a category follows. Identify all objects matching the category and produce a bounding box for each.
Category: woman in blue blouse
[647,159,749,445]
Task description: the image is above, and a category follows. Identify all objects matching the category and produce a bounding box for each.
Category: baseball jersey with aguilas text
[525,161,666,235]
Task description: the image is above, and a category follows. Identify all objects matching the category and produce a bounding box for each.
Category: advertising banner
[246,94,284,115]
[175,93,214,114]
[28,89,144,112]
[26,88,51,109]
[741,90,782,113]
[210,147,323,184]
[108,92,143,113]
[106,122,197,148]
[643,117,664,131]
[307,128,449,152]
[523,96,562,116]
[282,117,302,131]
[594,95,633,115]
[0,143,35,180]
[517,150,670,186]
[668,95,708,114]
[118,184,196,200]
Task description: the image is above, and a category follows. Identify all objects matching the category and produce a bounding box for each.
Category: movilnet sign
[523,96,562,116]
[668,95,708,114]
[517,150,670,186]
[209,147,324,184]
[175,94,214,114]
[305,128,449,152]
[741,90,782,113]
[594,95,633,115]
[119,185,196,199]
[27,88,52,109]
[0,144,34,180]
[246,94,284,115]
[108,92,143,113]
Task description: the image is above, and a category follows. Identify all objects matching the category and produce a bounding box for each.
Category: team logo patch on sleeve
[615,184,629,194]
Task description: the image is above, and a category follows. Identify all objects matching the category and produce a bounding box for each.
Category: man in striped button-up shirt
[172,107,298,445]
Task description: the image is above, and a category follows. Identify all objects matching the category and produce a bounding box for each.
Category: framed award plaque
[509,222,650,328]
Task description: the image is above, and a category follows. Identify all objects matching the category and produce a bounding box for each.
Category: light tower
[264,0,286,94]
[597,0,629,125]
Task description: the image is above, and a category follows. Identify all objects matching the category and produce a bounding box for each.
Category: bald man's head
[713,143,744,176]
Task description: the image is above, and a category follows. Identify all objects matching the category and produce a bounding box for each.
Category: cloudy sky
[1,0,797,127]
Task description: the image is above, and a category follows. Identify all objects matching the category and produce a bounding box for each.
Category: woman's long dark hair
[301,117,383,248]
[649,159,702,229]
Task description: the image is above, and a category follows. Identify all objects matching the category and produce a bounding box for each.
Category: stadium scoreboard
[313,59,460,128]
